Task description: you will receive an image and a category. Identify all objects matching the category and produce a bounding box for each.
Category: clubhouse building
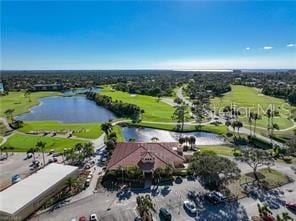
[107,142,185,175]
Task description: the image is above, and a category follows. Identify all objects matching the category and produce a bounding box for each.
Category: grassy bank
[211,85,294,130]
[101,86,175,122]
[126,122,228,136]
[2,133,86,152]
[0,91,61,117]
[18,121,102,139]
[112,125,125,142]
[199,145,235,156]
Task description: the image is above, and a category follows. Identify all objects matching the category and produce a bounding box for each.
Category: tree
[136,195,155,221]
[189,136,196,150]
[236,121,243,136]
[283,138,296,158]
[24,90,31,102]
[257,203,275,221]
[2,146,9,159]
[101,122,113,136]
[36,141,46,167]
[248,112,254,136]
[172,105,188,132]
[4,109,15,123]
[225,120,231,133]
[178,137,185,145]
[253,113,259,137]
[65,177,76,192]
[188,152,240,190]
[276,212,293,221]
[236,148,274,183]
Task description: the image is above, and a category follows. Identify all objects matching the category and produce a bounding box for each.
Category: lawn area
[0,91,61,117]
[100,86,175,122]
[211,85,294,130]
[18,121,103,139]
[112,125,125,142]
[0,122,9,136]
[199,145,235,156]
[227,168,292,199]
[2,133,87,152]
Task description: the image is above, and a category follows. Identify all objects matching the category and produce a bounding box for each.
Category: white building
[0,163,78,221]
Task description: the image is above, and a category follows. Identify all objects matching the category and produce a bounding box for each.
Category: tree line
[86,92,142,121]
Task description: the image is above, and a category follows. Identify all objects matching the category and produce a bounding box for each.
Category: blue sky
[1,1,296,70]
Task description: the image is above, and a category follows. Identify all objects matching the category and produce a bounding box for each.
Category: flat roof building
[0,163,78,221]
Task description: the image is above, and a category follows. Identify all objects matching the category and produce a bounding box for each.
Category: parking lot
[0,152,62,190]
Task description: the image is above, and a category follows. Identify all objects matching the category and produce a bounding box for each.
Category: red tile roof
[107,142,184,171]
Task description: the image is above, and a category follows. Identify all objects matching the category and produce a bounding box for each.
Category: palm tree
[253,113,258,137]
[74,143,83,153]
[231,121,237,135]
[225,120,231,133]
[2,146,8,159]
[248,112,254,136]
[266,109,272,135]
[257,203,272,218]
[276,212,293,221]
[172,105,188,132]
[24,90,31,102]
[178,137,185,145]
[9,146,14,155]
[236,121,243,136]
[189,136,196,150]
[65,177,76,192]
[136,195,156,221]
[101,122,113,136]
[4,109,15,123]
[36,141,46,167]
[82,142,94,159]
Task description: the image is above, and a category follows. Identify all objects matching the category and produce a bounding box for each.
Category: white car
[183,200,197,214]
[89,214,98,221]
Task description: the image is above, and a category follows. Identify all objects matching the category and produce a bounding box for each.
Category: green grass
[199,145,235,156]
[101,86,175,122]
[2,133,87,152]
[0,91,61,117]
[243,168,291,188]
[112,125,125,142]
[211,85,294,130]
[0,122,9,136]
[18,121,102,139]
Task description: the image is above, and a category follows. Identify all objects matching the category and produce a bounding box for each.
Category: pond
[16,96,117,123]
[122,127,226,145]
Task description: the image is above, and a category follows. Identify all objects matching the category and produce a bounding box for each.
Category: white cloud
[287,43,295,47]
[263,46,273,50]
[245,47,251,50]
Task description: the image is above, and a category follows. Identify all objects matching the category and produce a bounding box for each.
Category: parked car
[183,200,197,214]
[286,202,296,212]
[206,191,226,204]
[12,174,21,184]
[159,207,172,220]
[134,216,142,221]
[89,214,98,221]
[78,216,87,221]
[187,190,202,205]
